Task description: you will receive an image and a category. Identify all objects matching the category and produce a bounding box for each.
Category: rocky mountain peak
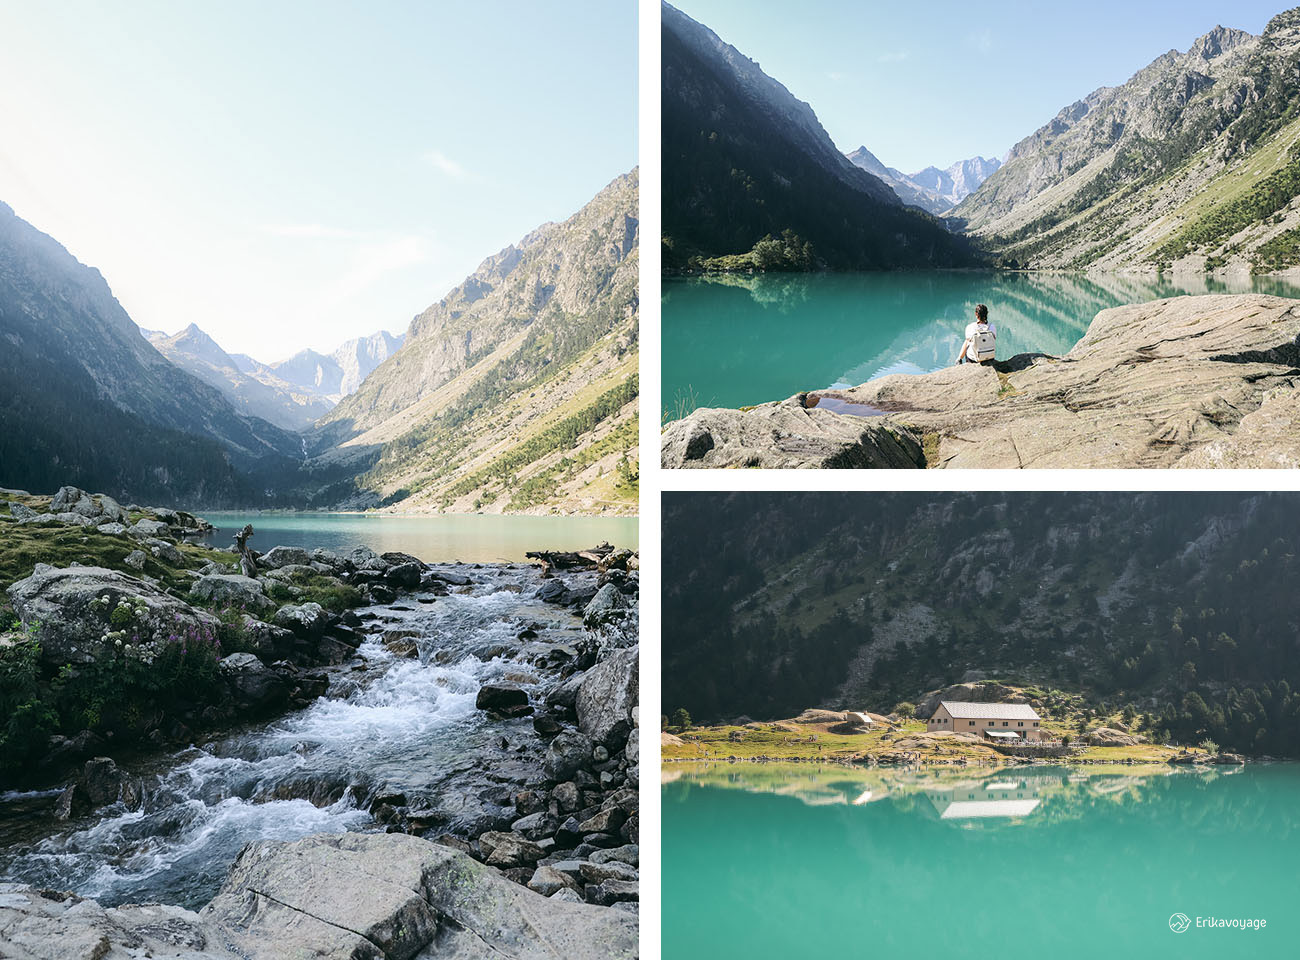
[1265,7,1300,37]
[662,1,898,206]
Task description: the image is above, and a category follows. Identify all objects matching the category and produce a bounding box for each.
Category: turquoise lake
[661,271,1300,420]
[199,512,638,563]
[662,762,1298,959]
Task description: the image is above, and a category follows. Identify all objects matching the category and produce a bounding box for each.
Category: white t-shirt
[965,321,996,361]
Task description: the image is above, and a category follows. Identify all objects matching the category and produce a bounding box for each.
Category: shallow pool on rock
[662,761,1299,959]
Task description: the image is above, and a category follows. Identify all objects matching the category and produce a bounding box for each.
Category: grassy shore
[662,717,1197,766]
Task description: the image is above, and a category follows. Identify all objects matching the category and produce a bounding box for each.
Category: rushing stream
[0,563,594,909]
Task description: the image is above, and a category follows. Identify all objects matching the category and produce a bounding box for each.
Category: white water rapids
[0,570,586,909]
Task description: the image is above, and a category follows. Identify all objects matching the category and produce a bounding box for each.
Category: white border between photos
[636,0,662,956]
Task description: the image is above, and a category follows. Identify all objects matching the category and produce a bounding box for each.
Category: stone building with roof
[926,700,1046,741]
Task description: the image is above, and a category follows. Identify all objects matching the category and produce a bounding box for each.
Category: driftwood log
[233,523,257,578]
[526,542,617,574]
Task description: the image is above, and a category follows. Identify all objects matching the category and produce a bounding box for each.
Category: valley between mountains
[0,171,639,515]
[663,3,1300,277]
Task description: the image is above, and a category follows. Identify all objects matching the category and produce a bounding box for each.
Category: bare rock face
[1084,727,1144,747]
[202,833,637,960]
[0,885,223,960]
[663,295,1300,469]
[576,646,638,748]
[661,398,924,469]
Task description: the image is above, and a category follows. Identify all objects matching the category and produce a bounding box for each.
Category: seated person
[956,303,996,365]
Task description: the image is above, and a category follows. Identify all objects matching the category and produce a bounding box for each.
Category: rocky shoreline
[661,293,1300,469]
[0,488,640,956]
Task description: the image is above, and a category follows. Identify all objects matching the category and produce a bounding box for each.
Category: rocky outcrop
[0,834,636,960]
[662,295,1300,469]
[1084,727,1144,747]
[7,564,221,665]
[953,14,1300,271]
[189,573,276,616]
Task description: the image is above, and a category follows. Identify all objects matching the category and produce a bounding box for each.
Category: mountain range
[661,1,975,270]
[845,146,1001,215]
[954,9,1300,271]
[146,325,402,430]
[0,202,307,505]
[313,169,639,515]
[664,5,1300,277]
[663,492,1300,757]
[0,171,638,515]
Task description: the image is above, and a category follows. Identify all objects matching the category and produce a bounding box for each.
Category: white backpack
[971,326,996,362]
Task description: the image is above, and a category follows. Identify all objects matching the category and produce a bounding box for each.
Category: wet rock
[583,583,631,627]
[381,629,421,658]
[545,672,586,712]
[544,730,594,781]
[365,583,397,605]
[428,569,473,586]
[576,646,638,747]
[239,615,295,659]
[190,574,276,616]
[384,561,424,589]
[220,653,289,711]
[476,682,531,715]
[81,756,126,807]
[52,782,87,820]
[536,579,570,604]
[533,713,564,737]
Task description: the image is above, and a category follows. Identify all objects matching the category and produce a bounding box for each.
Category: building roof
[939,701,1041,720]
[939,799,1041,819]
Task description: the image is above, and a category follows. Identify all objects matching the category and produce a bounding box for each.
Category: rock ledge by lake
[662,294,1300,469]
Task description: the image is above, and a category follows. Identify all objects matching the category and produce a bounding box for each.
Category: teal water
[662,763,1299,959]
[661,271,1300,420]
[199,512,638,563]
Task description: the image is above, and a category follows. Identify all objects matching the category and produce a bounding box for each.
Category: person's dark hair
[975,304,989,322]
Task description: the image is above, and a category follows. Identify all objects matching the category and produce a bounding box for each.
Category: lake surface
[662,762,1298,959]
[661,271,1300,420]
[199,511,638,563]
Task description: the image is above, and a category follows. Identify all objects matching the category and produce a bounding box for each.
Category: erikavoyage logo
[1168,912,1267,933]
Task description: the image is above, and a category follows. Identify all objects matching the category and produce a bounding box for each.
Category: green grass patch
[264,571,363,612]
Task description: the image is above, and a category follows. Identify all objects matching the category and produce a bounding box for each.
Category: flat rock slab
[0,834,636,960]
[662,294,1300,469]
[203,833,637,960]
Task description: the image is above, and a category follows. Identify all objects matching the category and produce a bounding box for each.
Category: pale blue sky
[672,0,1284,174]
[0,1,636,359]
